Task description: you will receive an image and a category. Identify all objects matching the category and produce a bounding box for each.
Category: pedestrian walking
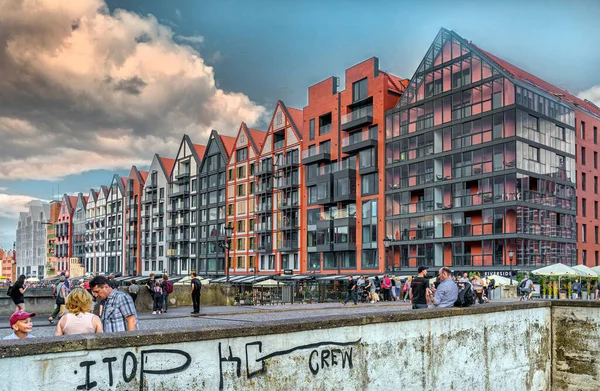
[55,289,103,336]
[381,274,392,301]
[48,275,69,324]
[431,267,459,308]
[90,276,138,332]
[146,272,156,303]
[162,274,173,313]
[8,275,27,312]
[152,280,163,314]
[410,266,430,309]
[128,280,139,305]
[472,273,485,304]
[403,277,412,301]
[343,275,358,305]
[190,272,202,314]
[572,279,582,299]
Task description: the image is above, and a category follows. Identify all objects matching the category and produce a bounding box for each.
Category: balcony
[143,194,157,204]
[400,200,435,215]
[277,217,299,231]
[274,177,300,190]
[302,146,331,165]
[128,212,138,222]
[342,129,378,154]
[255,243,272,253]
[452,223,493,237]
[255,184,273,196]
[152,221,164,230]
[128,238,137,248]
[341,105,373,131]
[255,164,273,177]
[333,169,356,203]
[174,170,191,180]
[316,242,333,252]
[254,203,273,214]
[278,200,298,211]
[173,233,190,242]
[279,157,300,170]
[175,216,190,226]
[333,241,356,251]
[175,201,190,212]
[170,187,190,198]
[277,239,298,252]
[255,223,272,233]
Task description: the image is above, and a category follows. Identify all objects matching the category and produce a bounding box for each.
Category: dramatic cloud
[0,194,47,219]
[578,85,600,108]
[0,0,266,180]
[176,35,205,44]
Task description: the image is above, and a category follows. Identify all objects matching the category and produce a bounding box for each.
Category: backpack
[519,279,528,290]
[454,283,475,307]
[154,285,163,295]
[165,281,174,294]
[192,278,202,292]
[6,285,13,297]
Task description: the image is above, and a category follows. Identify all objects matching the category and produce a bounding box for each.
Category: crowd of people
[3,272,205,341]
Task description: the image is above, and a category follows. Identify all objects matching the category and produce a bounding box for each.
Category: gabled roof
[128,166,147,185]
[87,189,98,203]
[248,127,268,154]
[158,155,175,179]
[219,134,236,157]
[139,170,148,182]
[471,43,600,119]
[381,71,409,95]
[266,100,303,145]
[192,143,207,162]
[99,186,108,198]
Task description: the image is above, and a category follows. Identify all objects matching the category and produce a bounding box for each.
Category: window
[359,148,376,169]
[582,198,587,217]
[582,224,587,243]
[353,78,368,102]
[582,173,587,191]
[191,179,197,192]
[320,140,331,155]
[228,169,234,181]
[237,166,246,179]
[237,184,245,197]
[237,220,245,232]
[249,163,255,176]
[596,226,599,244]
[528,146,540,162]
[581,147,586,165]
[236,148,248,162]
[319,113,332,136]
[361,250,378,269]
[583,250,587,265]
[361,173,378,196]
[596,201,598,219]
[595,126,598,144]
[595,152,598,169]
[596,176,598,194]
[581,121,586,140]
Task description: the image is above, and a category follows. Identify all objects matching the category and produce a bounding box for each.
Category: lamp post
[508,249,515,285]
[383,237,392,274]
[223,223,233,283]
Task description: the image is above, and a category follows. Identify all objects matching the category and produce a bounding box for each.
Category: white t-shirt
[3,332,34,340]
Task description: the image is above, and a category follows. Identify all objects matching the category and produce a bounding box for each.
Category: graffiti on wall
[72,338,361,390]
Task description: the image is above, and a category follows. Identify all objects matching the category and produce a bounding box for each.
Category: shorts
[12,297,24,305]
[521,289,531,295]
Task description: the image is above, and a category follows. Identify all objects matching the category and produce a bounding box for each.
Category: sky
[1,0,599,249]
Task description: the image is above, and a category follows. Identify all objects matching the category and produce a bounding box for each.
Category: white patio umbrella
[531,263,582,277]
[486,275,516,286]
[572,265,599,278]
[253,279,286,287]
[591,266,600,275]
[25,277,39,283]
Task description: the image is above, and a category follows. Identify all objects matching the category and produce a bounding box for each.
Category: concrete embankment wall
[1,301,582,390]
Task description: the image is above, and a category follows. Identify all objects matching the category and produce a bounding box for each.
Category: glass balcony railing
[341,127,378,147]
[302,144,331,159]
[341,105,373,125]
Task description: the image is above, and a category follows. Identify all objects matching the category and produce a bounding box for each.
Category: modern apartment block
[71,193,88,270]
[125,167,147,275]
[15,200,50,278]
[141,154,174,275]
[45,200,61,277]
[105,176,126,273]
[301,57,407,274]
[384,28,578,273]
[196,131,235,275]
[226,123,267,275]
[55,195,77,274]
[85,187,107,274]
[168,135,205,275]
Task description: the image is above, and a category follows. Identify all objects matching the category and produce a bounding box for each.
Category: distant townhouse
[55,195,77,275]
[125,166,147,275]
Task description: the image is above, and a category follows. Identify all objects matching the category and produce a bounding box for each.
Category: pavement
[1,299,519,338]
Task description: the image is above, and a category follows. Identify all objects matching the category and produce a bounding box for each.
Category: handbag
[56,294,65,305]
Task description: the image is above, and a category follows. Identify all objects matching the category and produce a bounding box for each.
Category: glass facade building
[385,29,577,272]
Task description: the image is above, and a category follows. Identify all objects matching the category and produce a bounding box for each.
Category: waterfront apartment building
[45,200,61,277]
[85,187,107,274]
[71,193,88,271]
[105,176,126,274]
[15,200,50,278]
[196,131,235,276]
[384,28,578,273]
[301,57,407,274]
[55,195,77,274]
[125,167,147,275]
[226,123,267,276]
[141,154,174,275]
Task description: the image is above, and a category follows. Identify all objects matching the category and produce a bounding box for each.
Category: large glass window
[362,173,378,196]
[353,78,368,102]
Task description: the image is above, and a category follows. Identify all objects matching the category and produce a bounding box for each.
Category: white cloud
[175,8,182,20]
[0,0,266,181]
[0,194,47,218]
[578,85,600,108]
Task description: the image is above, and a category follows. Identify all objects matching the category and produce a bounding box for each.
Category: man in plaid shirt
[90,276,138,332]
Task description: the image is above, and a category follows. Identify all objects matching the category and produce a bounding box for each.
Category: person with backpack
[8,275,27,311]
[190,272,202,314]
[454,277,476,308]
[161,274,173,313]
[572,279,582,300]
[519,274,535,301]
[152,279,163,315]
[431,267,458,308]
[48,275,68,323]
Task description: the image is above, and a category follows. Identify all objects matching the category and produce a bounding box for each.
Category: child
[3,310,36,340]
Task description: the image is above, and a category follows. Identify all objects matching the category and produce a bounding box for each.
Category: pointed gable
[265,101,303,152]
[219,134,236,158]
[158,155,176,178]
[249,128,268,155]
[231,123,267,162]
[87,189,98,204]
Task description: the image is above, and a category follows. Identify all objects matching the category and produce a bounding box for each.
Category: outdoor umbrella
[591,266,600,275]
[253,279,285,287]
[532,264,584,295]
[486,275,516,286]
[25,277,39,283]
[572,265,599,278]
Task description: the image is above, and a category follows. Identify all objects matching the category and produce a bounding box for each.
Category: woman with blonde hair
[55,288,103,336]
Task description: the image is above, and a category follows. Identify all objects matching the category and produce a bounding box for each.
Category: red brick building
[55,195,78,274]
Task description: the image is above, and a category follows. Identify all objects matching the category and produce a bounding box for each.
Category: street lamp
[508,249,515,285]
[223,223,234,282]
[383,237,392,273]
